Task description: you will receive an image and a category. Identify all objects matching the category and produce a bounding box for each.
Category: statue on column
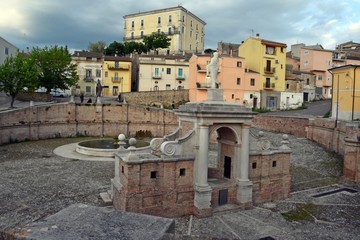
[96,79,103,103]
[206,52,219,88]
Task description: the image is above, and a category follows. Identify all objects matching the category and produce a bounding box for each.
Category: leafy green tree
[0,54,40,108]
[107,41,125,56]
[143,32,171,51]
[31,46,79,92]
[124,41,147,54]
[88,40,106,53]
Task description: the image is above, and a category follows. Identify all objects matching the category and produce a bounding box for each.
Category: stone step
[100,192,112,206]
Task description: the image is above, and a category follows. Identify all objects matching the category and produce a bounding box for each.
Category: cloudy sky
[2,0,360,53]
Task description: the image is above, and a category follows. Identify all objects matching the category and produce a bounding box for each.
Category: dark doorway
[253,97,258,109]
[224,156,231,179]
[218,189,228,205]
[303,92,309,102]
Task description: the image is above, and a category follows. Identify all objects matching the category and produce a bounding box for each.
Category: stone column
[194,125,212,217]
[237,124,253,206]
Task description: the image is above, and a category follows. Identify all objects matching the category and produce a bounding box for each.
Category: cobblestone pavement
[1,128,359,239]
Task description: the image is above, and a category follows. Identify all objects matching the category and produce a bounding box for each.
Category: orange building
[188,54,261,108]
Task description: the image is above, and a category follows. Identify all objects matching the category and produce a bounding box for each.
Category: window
[196,24,198,30]
[114,72,119,80]
[237,78,241,85]
[158,17,161,24]
[237,61,242,67]
[169,15,172,23]
[131,32,134,39]
[105,71,108,77]
[150,171,157,179]
[182,16,185,22]
[190,44,192,50]
[232,94,234,99]
[252,162,257,169]
[190,30,192,37]
[4,47,9,55]
[166,68,171,74]
[115,61,119,68]
[121,166,124,173]
[131,21,134,28]
[265,78,271,88]
[196,33,198,40]
[180,168,185,176]
[266,46,275,55]
[317,74,322,80]
[182,26,184,33]
[96,69,101,77]
[86,69,92,78]
[306,78,310,85]
[140,31,144,38]
[324,88,327,94]
[250,94,253,99]
[250,78,255,86]
[286,83,289,89]
[272,161,277,167]
[178,68,183,77]
[168,27,172,34]
[154,68,159,77]
[190,20,192,27]
[166,84,171,90]
[141,19,144,27]
[153,85,159,91]
[157,29,161,34]
[304,50,309,55]
[304,60,309,67]
[86,86,91,93]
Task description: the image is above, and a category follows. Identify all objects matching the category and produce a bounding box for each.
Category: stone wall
[250,152,291,203]
[113,158,194,218]
[120,89,189,107]
[0,103,178,145]
[252,115,309,137]
[16,92,53,102]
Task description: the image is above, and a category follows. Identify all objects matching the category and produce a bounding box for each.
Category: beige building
[137,54,189,91]
[72,51,103,96]
[123,6,206,54]
[0,36,18,65]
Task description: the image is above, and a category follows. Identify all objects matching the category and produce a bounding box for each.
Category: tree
[0,54,40,108]
[143,32,171,51]
[31,46,79,92]
[88,40,106,53]
[107,41,125,56]
[124,41,147,54]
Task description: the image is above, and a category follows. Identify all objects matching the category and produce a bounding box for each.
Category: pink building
[188,54,261,108]
[300,47,333,99]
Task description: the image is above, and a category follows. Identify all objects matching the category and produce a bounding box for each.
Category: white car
[50,89,69,97]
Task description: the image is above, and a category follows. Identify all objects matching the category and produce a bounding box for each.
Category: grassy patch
[281,203,316,222]
[252,108,271,113]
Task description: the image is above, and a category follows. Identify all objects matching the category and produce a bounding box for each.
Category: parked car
[50,89,69,97]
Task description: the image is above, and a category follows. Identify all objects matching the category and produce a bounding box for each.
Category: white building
[0,37,18,65]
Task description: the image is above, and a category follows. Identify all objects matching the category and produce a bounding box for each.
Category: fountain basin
[76,138,150,157]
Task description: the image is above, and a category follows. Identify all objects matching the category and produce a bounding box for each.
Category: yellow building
[123,6,206,54]
[329,65,360,121]
[239,34,287,109]
[102,56,132,96]
[72,51,103,96]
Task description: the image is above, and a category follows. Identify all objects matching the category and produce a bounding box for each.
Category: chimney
[256,33,260,39]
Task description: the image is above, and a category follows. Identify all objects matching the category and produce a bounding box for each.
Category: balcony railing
[176,74,186,80]
[112,77,123,83]
[108,64,129,70]
[84,76,94,82]
[152,73,162,79]
[263,82,276,89]
[264,67,276,74]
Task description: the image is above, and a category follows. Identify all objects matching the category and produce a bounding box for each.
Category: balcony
[264,67,276,74]
[84,76,94,82]
[176,74,186,80]
[112,77,123,83]
[108,64,129,70]
[264,82,276,89]
[197,64,207,72]
[152,73,162,79]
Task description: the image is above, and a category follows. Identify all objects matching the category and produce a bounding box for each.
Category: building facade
[0,36,18,65]
[72,51,103,96]
[123,6,206,54]
[300,46,333,99]
[103,56,132,96]
[329,65,360,121]
[188,54,261,108]
[238,34,287,110]
[138,54,190,91]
